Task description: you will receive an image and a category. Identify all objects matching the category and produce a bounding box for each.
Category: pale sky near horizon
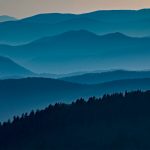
[0,0,150,18]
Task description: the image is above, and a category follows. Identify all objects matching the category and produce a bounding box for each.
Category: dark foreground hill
[0,77,101,121]
[1,90,150,150]
[1,77,150,121]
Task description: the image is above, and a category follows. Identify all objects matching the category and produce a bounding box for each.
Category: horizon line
[1,7,150,19]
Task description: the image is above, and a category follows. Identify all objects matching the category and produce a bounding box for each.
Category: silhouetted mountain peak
[137,8,150,13]
[31,30,99,44]
[101,32,130,39]
[0,15,16,22]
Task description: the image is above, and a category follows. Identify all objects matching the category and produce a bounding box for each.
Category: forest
[0,90,150,150]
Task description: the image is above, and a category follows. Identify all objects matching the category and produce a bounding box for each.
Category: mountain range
[1,9,150,123]
[2,59,150,85]
[0,30,149,73]
[2,53,150,81]
[0,9,150,45]
[0,8,150,150]
[61,70,150,84]
[1,77,150,121]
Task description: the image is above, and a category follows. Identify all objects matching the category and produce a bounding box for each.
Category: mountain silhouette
[0,56,34,78]
[0,15,16,22]
[21,13,76,24]
[61,70,150,84]
[0,9,150,44]
[0,30,149,73]
[1,90,150,150]
[1,77,150,121]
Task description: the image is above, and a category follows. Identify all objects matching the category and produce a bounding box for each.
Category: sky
[0,0,150,18]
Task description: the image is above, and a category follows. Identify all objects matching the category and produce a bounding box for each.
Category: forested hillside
[1,90,150,150]
[1,77,150,121]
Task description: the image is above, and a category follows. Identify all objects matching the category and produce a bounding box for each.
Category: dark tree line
[1,90,150,150]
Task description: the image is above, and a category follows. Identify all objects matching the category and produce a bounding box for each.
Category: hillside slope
[0,77,150,121]
[1,90,150,150]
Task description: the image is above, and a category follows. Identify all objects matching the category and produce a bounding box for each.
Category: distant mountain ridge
[1,77,150,121]
[0,9,150,44]
[21,9,150,23]
[0,30,149,73]
[61,70,150,84]
[21,13,76,24]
